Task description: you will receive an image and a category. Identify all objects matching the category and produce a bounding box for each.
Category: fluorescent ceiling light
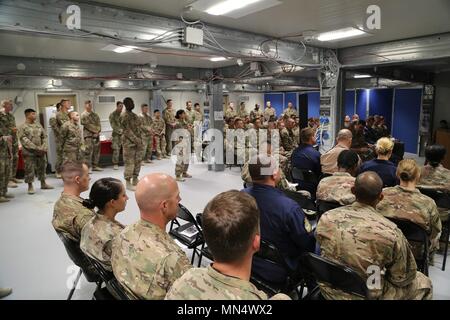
[354,74,372,79]
[205,0,262,16]
[317,27,367,42]
[113,46,137,53]
[46,88,72,92]
[209,56,227,62]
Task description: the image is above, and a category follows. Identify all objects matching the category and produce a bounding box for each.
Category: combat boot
[55,173,62,179]
[132,177,139,186]
[176,175,185,182]
[5,193,14,199]
[0,287,12,299]
[93,166,103,171]
[28,183,35,195]
[11,178,22,183]
[113,165,119,170]
[0,196,10,203]
[183,173,192,178]
[125,179,136,191]
[7,181,17,188]
[41,180,54,190]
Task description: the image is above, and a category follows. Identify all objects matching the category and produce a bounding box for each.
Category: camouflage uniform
[317,201,433,300]
[18,122,48,183]
[81,111,101,168]
[109,110,123,165]
[284,107,296,118]
[238,108,249,119]
[0,111,12,198]
[263,107,276,122]
[166,265,290,300]
[194,110,203,122]
[174,119,190,177]
[377,185,442,254]
[139,112,154,162]
[184,109,195,151]
[224,107,237,121]
[249,109,263,122]
[241,159,295,192]
[55,111,70,172]
[292,126,300,147]
[4,112,18,180]
[151,117,166,158]
[316,172,356,205]
[419,164,450,222]
[163,107,176,155]
[120,111,143,181]
[280,128,295,152]
[111,219,192,300]
[61,121,83,162]
[80,214,125,271]
[52,193,96,242]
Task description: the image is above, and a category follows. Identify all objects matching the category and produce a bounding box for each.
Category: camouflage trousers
[142,135,154,161]
[10,143,18,180]
[154,134,166,157]
[55,140,63,173]
[381,271,432,300]
[0,151,11,197]
[23,154,46,183]
[111,134,122,165]
[123,144,143,180]
[63,148,83,163]
[83,136,100,168]
[165,126,174,155]
[174,142,189,176]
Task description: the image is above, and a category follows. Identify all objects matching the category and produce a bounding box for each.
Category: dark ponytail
[82,178,123,211]
[425,145,446,168]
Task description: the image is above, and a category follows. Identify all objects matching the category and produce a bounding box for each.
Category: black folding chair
[386,217,430,276]
[417,187,450,271]
[193,213,214,267]
[300,252,369,300]
[316,200,343,221]
[169,204,205,265]
[56,231,102,300]
[250,239,305,298]
[291,167,320,185]
[283,189,317,218]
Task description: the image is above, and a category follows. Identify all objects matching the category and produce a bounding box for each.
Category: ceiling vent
[98,95,116,103]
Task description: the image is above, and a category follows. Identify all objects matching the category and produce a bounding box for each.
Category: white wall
[226,92,264,113]
[434,72,450,128]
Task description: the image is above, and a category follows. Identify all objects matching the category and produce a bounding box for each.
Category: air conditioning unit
[98,95,116,103]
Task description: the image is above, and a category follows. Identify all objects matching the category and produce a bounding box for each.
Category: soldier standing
[81,100,103,171]
[284,101,296,118]
[139,103,154,164]
[249,104,263,122]
[162,99,176,156]
[263,101,276,122]
[18,108,54,194]
[184,101,195,152]
[151,109,167,160]
[174,110,192,182]
[120,97,143,191]
[0,101,14,203]
[61,111,83,162]
[109,101,123,170]
[2,100,21,188]
[224,102,237,121]
[55,99,71,177]
[237,102,249,119]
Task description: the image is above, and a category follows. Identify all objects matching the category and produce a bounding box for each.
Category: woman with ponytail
[80,177,128,270]
[419,144,450,191]
[377,159,442,257]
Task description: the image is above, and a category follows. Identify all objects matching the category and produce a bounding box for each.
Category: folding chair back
[291,167,319,185]
[317,200,343,220]
[283,189,317,212]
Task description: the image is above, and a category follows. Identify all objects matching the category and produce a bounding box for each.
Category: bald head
[135,173,179,214]
[353,171,383,206]
[337,129,352,142]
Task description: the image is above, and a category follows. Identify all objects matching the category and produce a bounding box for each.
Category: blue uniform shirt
[242,184,316,284]
[359,159,399,187]
[291,144,322,196]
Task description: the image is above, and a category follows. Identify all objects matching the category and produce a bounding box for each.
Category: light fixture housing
[353,74,372,79]
[46,88,73,92]
[317,27,367,42]
[209,56,227,62]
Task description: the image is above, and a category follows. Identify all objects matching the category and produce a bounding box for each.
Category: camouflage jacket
[151,117,165,136]
[81,111,101,138]
[109,110,123,136]
[377,185,442,245]
[237,108,249,119]
[224,108,237,120]
[52,193,96,242]
[120,111,142,146]
[18,122,48,156]
[4,112,18,145]
[249,109,263,122]
[111,219,192,300]
[56,111,70,131]
[284,107,296,118]
[0,111,12,155]
[139,113,153,137]
[165,265,290,300]
[194,110,203,122]
[185,108,195,125]
[419,164,450,191]
[49,117,60,139]
[162,108,176,126]
[280,128,295,152]
[61,121,82,152]
[317,201,419,300]
[263,107,276,121]
[80,214,125,271]
[316,172,356,205]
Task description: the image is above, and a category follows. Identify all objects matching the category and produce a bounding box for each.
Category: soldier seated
[80,178,127,271]
[166,190,290,300]
[317,171,433,300]
[111,173,191,300]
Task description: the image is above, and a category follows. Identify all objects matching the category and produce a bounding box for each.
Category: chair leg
[67,269,82,300]
[442,229,450,271]
[190,248,197,265]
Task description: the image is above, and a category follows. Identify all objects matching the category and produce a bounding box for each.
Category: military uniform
[237,108,249,119]
[0,111,12,199]
[55,111,70,172]
[52,193,96,242]
[139,112,154,162]
[120,111,143,182]
[18,122,48,184]
[4,112,18,181]
[263,106,276,122]
[280,128,295,152]
[109,110,123,166]
[224,107,237,121]
[111,219,191,300]
[194,110,203,122]
[250,109,263,122]
[419,164,450,221]
[166,265,290,300]
[377,185,442,254]
[81,111,101,168]
[61,121,83,162]
[316,172,356,205]
[184,109,195,151]
[317,201,433,300]
[151,117,166,158]
[80,214,125,271]
[292,126,300,147]
[284,107,296,118]
[174,119,190,178]
[162,107,176,155]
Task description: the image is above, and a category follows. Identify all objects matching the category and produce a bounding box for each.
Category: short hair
[194,103,200,107]
[248,155,277,181]
[83,178,123,210]
[300,127,315,144]
[202,190,260,263]
[397,159,420,182]
[337,129,352,141]
[337,150,359,170]
[60,99,69,104]
[123,97,134,111]
[376,137,394,156]
[154,109,160,113]
[141,103,149,108]
[354,171,383,204]
[166,99,172,104]
[84,100,91,105]
[175,109,185,119]
[425,144,447,168]
[24,108,36,115]
[68,111,77,119]
[186,101,191,106]
[116,101,123,106]
[61,160,85,182]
